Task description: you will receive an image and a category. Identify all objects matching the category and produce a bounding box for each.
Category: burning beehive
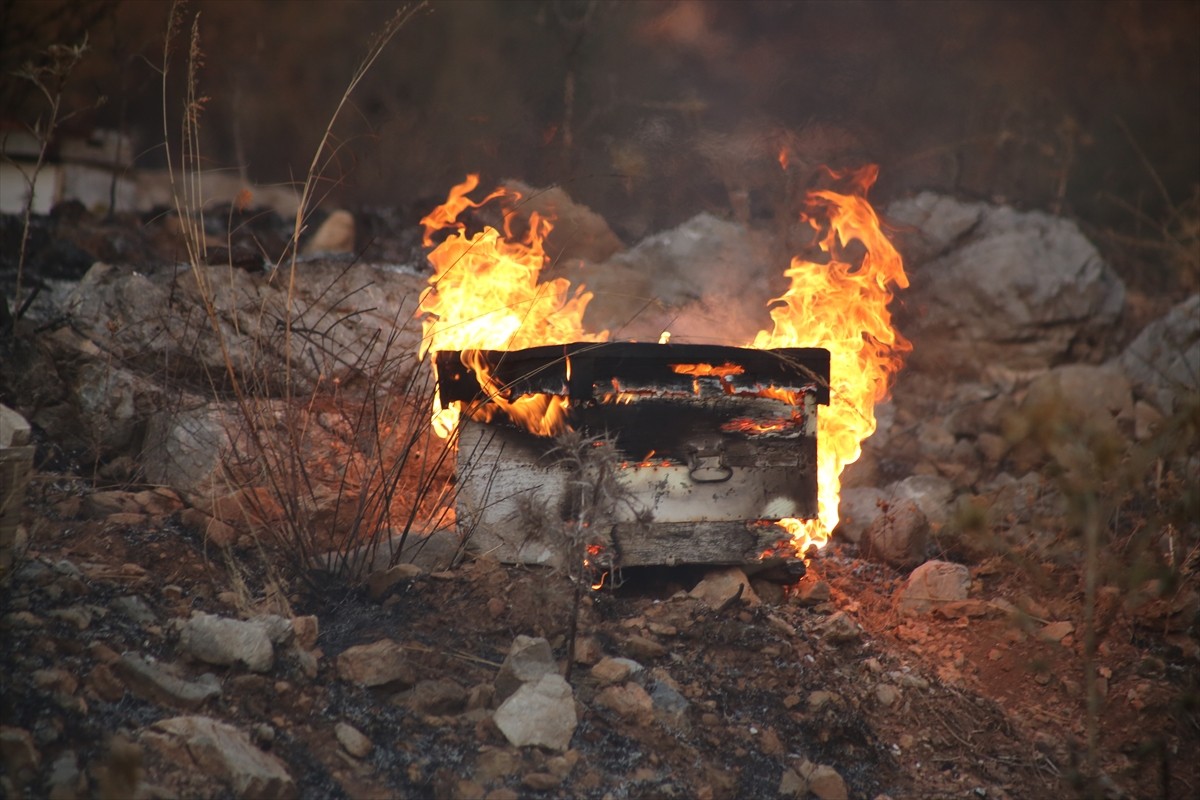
[417,166,909,571]
[436,342,829,568]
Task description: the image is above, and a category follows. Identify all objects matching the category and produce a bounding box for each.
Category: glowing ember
[417,174,607,436]
[748,165,910,553]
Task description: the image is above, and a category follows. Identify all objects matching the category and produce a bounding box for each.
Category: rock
[620,634,668,660]
[366,563,424,600]
[689,566,760,609]
[0,726,40,789]
[492,673,578,751]
[795,579,832,605]
[473,746,519,783]
[110,595,157,627]
[835,487,886,543]
[502,179,625,264]
[591,656,640,686]
[595,682,655,723]
[573,635,603,665]
[1039,621,1075,643]
[406,678,468,715]
[494,635,557,703]
[303,209,355,255]
[889,193,1125,373]
[179,612,290,673]
[522,772,563,791]
[577,212,784,343]
[291,615,319,650]
[862,498,929,568]
[806,690,835,714]
[46,749,85,800]
[896,560,972,614]
[1023,362,1133,428]
[817,611,863,644]
[875,683,901,708]
[779,767,808,797]
[114,653,222,709]
[336,639,416,688]
[886,475,956,528]
[334,722,372,758]
[807,763,849,800]
[1117,294,1200,416]
[649,680,689,716]
[142,715,296,799]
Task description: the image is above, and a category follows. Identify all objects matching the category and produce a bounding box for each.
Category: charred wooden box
[436,342,829,569]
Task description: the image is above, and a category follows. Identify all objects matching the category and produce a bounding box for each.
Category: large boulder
[1116,294,1200,417]
[888,193,1126,373]
[558,212,785,344]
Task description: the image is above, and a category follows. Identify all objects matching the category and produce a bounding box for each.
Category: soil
[2,472,1197,799]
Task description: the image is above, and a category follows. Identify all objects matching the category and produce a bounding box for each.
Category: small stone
[650,681,689,716]
[573,636,603,665]
[818,611,862,644]
[895,560,971,615]
[621,634,667,661]
[522,772,562,791]
[875,684,901,708]
[862,498,929,568]
[335,722,372,758]
[689,567,760,609]
[142,715,295,798]
[494,636,557,702]
[486,597,506,617]
[406,678,468,715]
[795,579,832,605]
[808,764,849,800]
[779,767,808,797]
[291,615,319,650]
[180,612,286,673]
[115,653,222,709]
[473,746,518,783]
[595,682,654,724]
[492,674,577,751]
[808,691,837,711]
[1039,620,1075,643]
[0,726,41,788]
[591,657,640,686]
[336,639,416,688]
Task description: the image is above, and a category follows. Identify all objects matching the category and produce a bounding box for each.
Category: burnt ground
[1,204,1198,800]
[2,481,1196,800]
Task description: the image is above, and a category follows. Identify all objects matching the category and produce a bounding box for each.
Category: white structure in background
[0,127,301,217]
[0,127,137,214]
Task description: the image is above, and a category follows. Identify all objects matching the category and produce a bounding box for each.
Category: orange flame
[418,175,608,436]
[418,167,909,559]
[749,164,910,553]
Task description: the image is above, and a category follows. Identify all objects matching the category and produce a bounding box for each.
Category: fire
[417,174,607,436]
[749,164,910,553]
[418,167,908,558]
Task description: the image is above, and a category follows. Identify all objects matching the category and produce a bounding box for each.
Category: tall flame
[749,164,910,552]
[417,174,607,436]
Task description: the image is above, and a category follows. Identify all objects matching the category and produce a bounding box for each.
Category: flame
[417,174,607,436]
[418,167,909,560]
[749,164,910,553]
[670,362,745,378]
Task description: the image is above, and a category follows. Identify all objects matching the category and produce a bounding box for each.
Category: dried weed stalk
[159,1,450,593]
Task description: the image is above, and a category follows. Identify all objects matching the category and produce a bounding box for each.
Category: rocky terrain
[1,185,1198,800]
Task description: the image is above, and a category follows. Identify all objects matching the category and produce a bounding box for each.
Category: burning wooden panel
[439,343,829,568]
